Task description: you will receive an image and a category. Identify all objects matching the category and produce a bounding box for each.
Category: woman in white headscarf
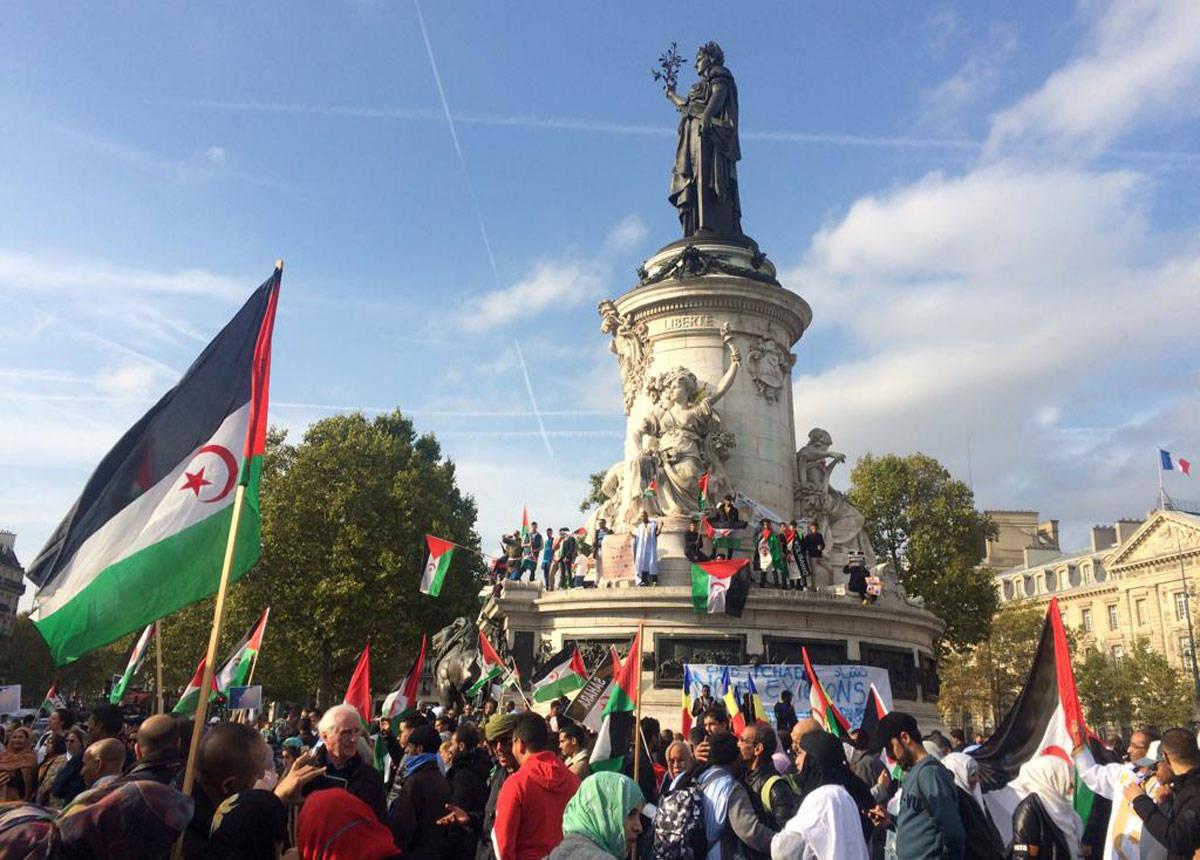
[1007,755,1082,860]
[941,753,1005,859]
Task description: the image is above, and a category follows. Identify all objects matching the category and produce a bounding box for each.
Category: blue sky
[3,1,1199,600]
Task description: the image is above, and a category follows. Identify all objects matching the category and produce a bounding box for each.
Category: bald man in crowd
[81,738,127,789]
[126,714,185,785]
[790,716,821,752]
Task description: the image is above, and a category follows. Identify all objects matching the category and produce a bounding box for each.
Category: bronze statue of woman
[663,41,744,239]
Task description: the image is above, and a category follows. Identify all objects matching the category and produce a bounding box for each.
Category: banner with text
[684,664,894,730]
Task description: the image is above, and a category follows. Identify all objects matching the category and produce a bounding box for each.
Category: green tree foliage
[0,614,126,703]
[579,470,607,513]
[1076,639,1193,730]
[848,452,998,649]
[939,602,1048,728]
[236,414,483,706]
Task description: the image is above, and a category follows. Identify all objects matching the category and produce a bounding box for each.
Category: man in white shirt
[1074,738,1168,860]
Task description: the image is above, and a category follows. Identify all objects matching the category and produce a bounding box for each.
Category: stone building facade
[0,531,25,640]
[988,509,1200,673]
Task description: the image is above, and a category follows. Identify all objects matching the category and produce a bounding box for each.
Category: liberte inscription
[663,314,716,331]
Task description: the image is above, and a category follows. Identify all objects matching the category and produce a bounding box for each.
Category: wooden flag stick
[178,482,250,796]
[155,619,164,715]
[631,621,645,788]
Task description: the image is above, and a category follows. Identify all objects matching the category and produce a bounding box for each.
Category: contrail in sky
[513,340,558,473]
[412,0,500,287]
[413,0,557,468]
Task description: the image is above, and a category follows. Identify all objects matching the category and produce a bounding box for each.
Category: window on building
[1081,608,1093,633]
[1175,592,1189,623]
[1136,599,1147,626]
[1111,645,1124,660]
[1108,605,1119,630]
[1182,637,1196,673]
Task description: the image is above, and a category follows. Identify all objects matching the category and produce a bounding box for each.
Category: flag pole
[176,257,282,797]
[155,619,164,715]
[632,621,645,789]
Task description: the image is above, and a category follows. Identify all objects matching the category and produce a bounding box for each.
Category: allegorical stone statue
[795,428,876,584]
[598,299,652,415]
[624,324,741,520]
[661,41,744,239]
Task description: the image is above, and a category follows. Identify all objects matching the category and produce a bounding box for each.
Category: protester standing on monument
[754,519,785,588]
[633,512,660,586]
[800,522,825,585]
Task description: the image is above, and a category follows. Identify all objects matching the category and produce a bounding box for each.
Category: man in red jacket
[491,713,581,860]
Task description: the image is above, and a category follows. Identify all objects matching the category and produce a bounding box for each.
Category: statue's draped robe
[641,399,713,516]
[669,65,743,237]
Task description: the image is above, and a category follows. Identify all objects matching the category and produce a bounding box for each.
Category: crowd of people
[3,693,1197,859]
[489,499,878,603]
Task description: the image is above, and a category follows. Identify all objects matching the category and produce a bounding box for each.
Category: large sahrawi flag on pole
[28,270,281,665]
[109,622,155,704]
[215,607,270,697]
[419,535,455,597]
[973,597,1104,832]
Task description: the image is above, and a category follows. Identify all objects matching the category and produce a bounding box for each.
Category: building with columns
[0,531,25,640]
[988,509,1200,673]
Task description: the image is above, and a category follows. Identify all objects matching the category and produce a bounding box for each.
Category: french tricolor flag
[1161,449,1192,476]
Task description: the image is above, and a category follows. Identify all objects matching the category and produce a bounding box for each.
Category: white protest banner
[684,663,894,730]
[0,684,21,714]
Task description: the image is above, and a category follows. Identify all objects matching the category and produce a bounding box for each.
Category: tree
[226,413,484,706]
[1075,647,1133,730]
[848,452,998,649]
[939,602,1048,729]
[579,470,607,513]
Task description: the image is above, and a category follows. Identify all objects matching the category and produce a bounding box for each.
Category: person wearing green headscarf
[549,771,645,859]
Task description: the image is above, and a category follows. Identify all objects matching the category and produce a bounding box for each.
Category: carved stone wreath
[746,335,795,403]
[636,244,779,288]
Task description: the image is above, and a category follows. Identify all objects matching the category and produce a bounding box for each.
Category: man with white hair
[306,703,387,821]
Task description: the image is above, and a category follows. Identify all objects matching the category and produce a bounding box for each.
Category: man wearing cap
[493,712,580,859]
[1124,727,1200,859]
[389,724,451,859]
[1075,733,1169,860]
[437,712,518,860]
[873,711,965,860]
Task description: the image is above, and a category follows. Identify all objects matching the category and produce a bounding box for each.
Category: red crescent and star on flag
[178,444,238,503]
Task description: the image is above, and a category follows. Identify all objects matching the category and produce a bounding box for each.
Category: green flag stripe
[531,673,585,703]
[602,685,634,717]
[35,464,261,665]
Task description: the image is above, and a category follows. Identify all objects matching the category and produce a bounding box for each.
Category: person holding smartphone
[305,703,388,822]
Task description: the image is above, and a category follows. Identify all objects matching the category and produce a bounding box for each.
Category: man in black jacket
[444,723,492,856]
[437,712,517,860]
[122,714,184,786]
[306,703,388,821]
[739,722,798,830]
[1126,727,1200,858]
[389,724,450,859]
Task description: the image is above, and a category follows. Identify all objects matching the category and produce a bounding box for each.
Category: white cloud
[788,160,1200,547]
[985,0,1200,158]
[204,145,227,165]
[95,361,168,398]
[464,257,608,331]
[0,248,248,301]
[603,215,648,252]
[919,23,1017,134]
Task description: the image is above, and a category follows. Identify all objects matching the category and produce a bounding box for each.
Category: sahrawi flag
[173,655,220,715]
[419,535,455,597]
[382,634,427,719]
[802,646,852,740]
[690,558,751,616]
[41,682,66,715]
[109,622,155,704]
[467,631,511,696]
[531,645,587,704]
[973,597,1108,830]
[215,607,270,697]
[28,268,281,665]
[589,629,640,773]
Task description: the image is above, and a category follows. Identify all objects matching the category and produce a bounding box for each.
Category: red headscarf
[297,788,399,860]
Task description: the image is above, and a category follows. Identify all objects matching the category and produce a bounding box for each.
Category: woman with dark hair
[771,731,871,859]
[34,734,68,806]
